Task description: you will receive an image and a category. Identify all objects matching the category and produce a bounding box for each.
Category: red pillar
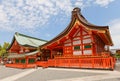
[90,31,95,56]
[80,28,84,55]
[50,49,53,59]
[25,56,29,68]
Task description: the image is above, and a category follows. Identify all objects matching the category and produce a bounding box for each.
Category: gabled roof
[41,7,113,48]
[8,32,47,50]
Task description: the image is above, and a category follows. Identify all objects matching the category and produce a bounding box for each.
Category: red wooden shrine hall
[6,32,47,68]
[37,7,115,70]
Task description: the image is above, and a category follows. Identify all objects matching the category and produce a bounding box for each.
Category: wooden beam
[97,33,109,45]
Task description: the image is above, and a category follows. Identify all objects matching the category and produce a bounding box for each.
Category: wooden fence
[5,63,36,69]
[37,56,116,70]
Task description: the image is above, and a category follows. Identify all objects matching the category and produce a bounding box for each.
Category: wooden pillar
[12,58,15,64]
[70,37,73,56]
[90,31,95,56]
[106,45,110,51]
[26,57,29,64]
[50,49,52,59]
[80,27,84,55]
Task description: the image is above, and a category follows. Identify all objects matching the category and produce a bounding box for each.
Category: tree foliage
[115,50,120,58]
[115,54,120,58]
[0,42,10,58]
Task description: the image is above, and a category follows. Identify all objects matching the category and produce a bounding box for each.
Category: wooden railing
[5,63,36,69]
[53,57,115,69]
[5,64,26,68]
[36,61,48,68]
[36,56,116,70]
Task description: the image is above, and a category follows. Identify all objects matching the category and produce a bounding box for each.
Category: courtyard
[0,63,120,81]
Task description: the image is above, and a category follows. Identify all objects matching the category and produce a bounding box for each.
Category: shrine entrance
[37,49,51,61]
[51,48,63,58]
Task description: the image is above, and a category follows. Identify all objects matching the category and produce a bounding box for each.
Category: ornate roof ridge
[72,7,108,28]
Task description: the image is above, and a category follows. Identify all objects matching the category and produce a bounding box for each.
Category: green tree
[0,42,10,58]
[0,45,2,50]
[115,53,120,58]
[115,50,120,61]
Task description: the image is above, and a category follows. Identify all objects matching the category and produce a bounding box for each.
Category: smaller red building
[6,32,47,68]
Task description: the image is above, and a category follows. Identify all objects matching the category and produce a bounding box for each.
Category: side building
[6,32,47,68]
[37,7,116,70]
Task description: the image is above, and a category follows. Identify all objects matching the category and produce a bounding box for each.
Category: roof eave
[40,15,77,48]
[40,7,113,48]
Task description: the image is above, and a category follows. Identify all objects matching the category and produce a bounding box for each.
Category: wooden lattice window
[28,58,35,64]
[84,45,91,49]
[21,59,26,64]
[15,59,19,63]
[74,46,80,50]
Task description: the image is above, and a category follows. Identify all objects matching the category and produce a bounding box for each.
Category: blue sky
[0,0,120,49]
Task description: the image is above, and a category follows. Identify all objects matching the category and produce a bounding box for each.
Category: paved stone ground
[97,63,120,81]
[15,68,104,81]
[0,63,120,81]
[96,78,120,81]
[115,63,120,72]
[0,65,29,79]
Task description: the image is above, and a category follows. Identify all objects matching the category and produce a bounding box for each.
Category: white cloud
[0,0,115,32]
[95,0,115,7]
[0,5,8,23]
[75,0,85,8]
[0,0,74,32]
[108,19,120,49]
[55,0,73,15]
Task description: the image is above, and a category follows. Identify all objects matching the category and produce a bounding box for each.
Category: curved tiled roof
[41,7,113,47]
[8,32,48,50]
